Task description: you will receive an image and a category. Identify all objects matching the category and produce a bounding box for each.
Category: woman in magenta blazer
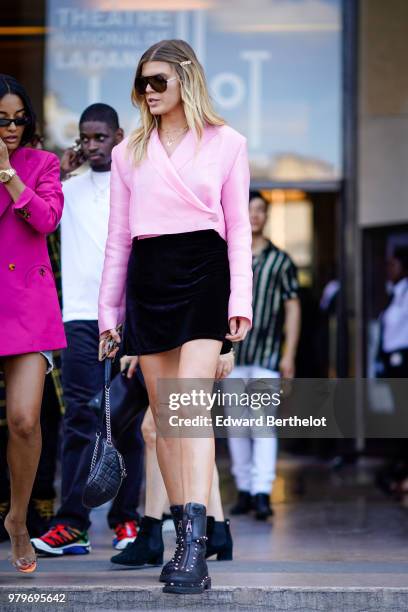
[98,40,252,594]
[0,75,66,572]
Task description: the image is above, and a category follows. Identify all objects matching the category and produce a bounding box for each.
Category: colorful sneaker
[31,524,91,556]
[112,520,138,550]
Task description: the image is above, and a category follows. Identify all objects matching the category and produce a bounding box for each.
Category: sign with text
[45,0,341,181]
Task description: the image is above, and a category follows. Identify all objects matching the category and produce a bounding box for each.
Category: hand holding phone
[60,139,86,180]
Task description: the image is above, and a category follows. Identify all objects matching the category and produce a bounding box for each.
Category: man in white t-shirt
[32,104,145,556]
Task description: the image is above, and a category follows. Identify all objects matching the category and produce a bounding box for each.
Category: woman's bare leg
[141,339,221,508]
[207,464,224,521]
[3,353,46,566]
[143,405,224,520]
[177,339,222,506]
[139,348,184,505]
[142,407,169,519]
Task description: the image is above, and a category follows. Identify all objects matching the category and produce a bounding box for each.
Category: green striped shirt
[236,240,299,371]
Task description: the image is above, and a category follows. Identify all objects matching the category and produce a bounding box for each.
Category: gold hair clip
[180,60,192,66]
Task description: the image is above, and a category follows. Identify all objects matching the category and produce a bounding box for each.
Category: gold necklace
[160,125,188,147]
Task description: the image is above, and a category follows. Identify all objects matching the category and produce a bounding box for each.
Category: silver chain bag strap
[82,359,127,508]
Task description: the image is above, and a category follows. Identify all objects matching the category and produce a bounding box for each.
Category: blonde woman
[98,39,252,594]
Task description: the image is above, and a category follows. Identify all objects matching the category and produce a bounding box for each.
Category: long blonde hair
[128,39,225,163]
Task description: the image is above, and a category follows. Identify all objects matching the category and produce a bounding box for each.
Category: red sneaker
[113,520,138,550]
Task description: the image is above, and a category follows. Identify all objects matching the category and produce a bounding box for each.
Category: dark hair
[249,190,268,212]
[393,246,408,272]
[0,74,36,146]
[79,103,119,131]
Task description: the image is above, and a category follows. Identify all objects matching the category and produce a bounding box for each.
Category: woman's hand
[120,354,139,379]
[225,317,251,343]
[0,137,11,170]
[215,349,235,380]
[98,327,121,361]
[279,353,295,379]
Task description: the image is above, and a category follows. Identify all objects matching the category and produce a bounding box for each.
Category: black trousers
[52,320,145,531]
[107,409,145,529]
[33,375,61,499]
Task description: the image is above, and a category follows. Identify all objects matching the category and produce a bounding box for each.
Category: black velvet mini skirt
[124,229,230,355]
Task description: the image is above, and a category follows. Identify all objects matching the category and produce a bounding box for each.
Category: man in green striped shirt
[228,191,301,520]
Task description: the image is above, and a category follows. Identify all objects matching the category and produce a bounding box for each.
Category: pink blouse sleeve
[13,154,63,234]
[221,138,253,325]
[98,146,132,334]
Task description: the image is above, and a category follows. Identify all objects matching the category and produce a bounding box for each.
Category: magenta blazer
[0,147,66,357]
[99,124,253,334]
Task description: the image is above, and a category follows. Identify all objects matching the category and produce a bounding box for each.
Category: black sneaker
[230,490,252,515]
[253,493,273,520]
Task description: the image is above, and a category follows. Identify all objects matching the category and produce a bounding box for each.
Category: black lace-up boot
[110,515,163,567]
[159,504,184,582]
[163,502,211,594]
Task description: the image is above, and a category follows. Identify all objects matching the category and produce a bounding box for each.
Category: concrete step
[2,585,408,611]
[2,466,408,611]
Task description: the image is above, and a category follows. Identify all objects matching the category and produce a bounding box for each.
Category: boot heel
[204,576,211,590]
[206,518,233,561]
[216,547,232,561]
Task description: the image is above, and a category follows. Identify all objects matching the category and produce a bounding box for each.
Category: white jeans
[227,365,279,495]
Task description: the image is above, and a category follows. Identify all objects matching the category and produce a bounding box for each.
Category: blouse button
[39,268,46,276]
[8,263,15,271]
[17,205,31,220]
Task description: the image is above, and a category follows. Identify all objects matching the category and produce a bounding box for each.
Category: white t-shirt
[382,277,408,353]
[61,169,111,322]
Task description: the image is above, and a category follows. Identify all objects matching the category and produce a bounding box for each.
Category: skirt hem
[131,334,226,356]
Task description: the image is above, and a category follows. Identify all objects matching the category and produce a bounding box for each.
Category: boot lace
[179,519,207,572]
[170,519,184,565]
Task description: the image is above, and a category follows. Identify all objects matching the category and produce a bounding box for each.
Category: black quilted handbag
[82,359,127,509]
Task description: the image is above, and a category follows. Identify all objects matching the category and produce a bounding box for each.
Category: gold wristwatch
[0,168,16,183]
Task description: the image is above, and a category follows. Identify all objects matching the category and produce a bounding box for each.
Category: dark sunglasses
[0,116,31,128]
[134,74,177,96]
